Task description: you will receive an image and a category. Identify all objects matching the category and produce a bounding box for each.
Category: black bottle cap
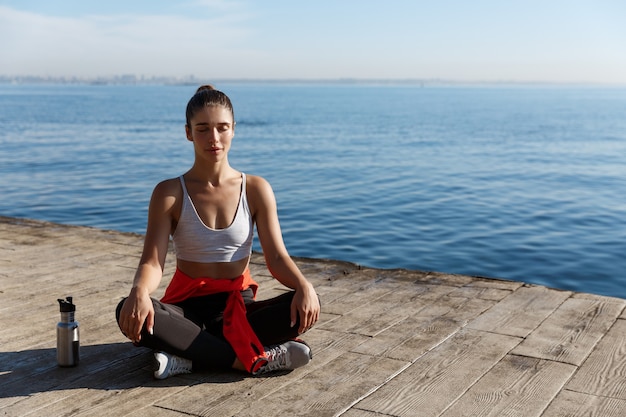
[58,296,76,312]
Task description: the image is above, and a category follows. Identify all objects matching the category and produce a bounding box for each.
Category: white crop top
[172,173,254,263]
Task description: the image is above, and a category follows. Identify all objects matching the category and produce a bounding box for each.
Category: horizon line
[1,74,625,87]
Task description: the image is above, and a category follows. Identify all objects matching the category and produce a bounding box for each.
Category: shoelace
[168,356,191,375]
[262,344,288,372]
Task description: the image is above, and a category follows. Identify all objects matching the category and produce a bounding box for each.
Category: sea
[1,82,625,298]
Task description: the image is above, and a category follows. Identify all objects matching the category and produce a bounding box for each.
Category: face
[185,105,235,162]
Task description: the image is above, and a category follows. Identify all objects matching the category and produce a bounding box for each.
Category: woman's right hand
[118,287,154,344]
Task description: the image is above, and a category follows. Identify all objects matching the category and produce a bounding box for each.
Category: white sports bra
[172,174,254,263]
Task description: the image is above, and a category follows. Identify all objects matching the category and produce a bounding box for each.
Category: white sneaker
[153,351,192,379]
[254,340,312,375]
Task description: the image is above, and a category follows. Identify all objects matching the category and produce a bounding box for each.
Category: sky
[1,0,625,83]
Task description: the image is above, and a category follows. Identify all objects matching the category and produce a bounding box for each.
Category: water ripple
[2,84,626,298]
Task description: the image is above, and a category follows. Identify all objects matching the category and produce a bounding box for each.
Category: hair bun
[186,84,234,126]
[196,84,216,93]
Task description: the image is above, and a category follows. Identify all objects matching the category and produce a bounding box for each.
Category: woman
[116,85,320,379]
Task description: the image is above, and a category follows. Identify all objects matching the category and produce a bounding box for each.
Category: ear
[185,124,193,142]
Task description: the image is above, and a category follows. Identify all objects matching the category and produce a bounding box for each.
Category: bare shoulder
[246,174,273,195]
[151,177,183,208]
[245,174,276,213]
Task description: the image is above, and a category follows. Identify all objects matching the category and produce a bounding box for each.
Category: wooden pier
[1,216,625,416]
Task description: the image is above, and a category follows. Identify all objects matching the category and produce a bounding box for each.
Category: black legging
[115,290,301,370]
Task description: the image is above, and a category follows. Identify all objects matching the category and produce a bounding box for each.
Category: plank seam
[335,324,465,416]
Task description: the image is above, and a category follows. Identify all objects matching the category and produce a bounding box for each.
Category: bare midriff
[176,256,251,280]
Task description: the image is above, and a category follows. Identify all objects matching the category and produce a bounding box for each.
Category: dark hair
[185,85,235,127]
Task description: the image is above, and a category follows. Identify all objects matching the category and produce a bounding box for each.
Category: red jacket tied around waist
[160,268,267,373]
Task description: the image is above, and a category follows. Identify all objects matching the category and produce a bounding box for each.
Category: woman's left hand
[291,281,320,334]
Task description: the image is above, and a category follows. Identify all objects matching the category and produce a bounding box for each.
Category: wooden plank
[67,381,194,417]
[316,286,397,326]
[565,319,626,400]
[0,293,129,352]
[512,297,625,365]
[440,354,576,417]
[353,296,494,362]
[415,272,476,288]
[0,346,152,416]
[445,277,523,301]
[447,285,515,302]
[319,280,461,337]
[341,410,389,417]
[7,388,83,417]
[455,277,523,291]
[15,368,187,417]
[0,343,147,397]
[354,329,521,417]
[467,286,571,337]
[228,353,406,417]
[322,289,420,337]
[542,389,626,417]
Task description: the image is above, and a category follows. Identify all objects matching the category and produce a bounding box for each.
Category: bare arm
[118,180,178,343]
[249,176,320,333]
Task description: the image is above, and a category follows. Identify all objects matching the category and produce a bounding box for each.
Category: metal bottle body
[57,301,80,367]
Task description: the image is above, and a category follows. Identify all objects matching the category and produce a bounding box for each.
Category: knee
[115,297,127,323]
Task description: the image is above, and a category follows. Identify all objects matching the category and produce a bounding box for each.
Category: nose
[208,127,221,143]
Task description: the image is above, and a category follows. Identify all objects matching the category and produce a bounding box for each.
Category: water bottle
[57,296,80,367]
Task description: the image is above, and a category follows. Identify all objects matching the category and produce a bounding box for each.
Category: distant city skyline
[1,1,625,84]
[2,74,618,87]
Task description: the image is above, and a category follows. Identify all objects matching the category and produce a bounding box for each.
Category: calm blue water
[1,83,625,298]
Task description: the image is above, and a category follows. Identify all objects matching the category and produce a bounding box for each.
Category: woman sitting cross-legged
[116,85,320,379]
